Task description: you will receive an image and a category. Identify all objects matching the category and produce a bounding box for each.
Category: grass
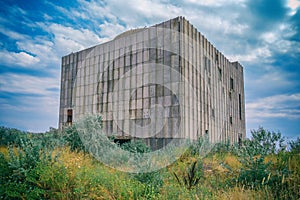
[0,125,299,199]
[1,144,299,199]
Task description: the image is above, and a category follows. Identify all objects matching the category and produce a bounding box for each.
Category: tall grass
[0,126,299,199]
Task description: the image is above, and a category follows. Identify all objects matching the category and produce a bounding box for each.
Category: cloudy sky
[0,0,299,139]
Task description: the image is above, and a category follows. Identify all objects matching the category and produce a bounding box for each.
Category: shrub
[288,137,300,154]
[245,127,285,156]
[232,127,299,199]
[132,170,164,199]
[0,138,54,199]
[120,140,151,153]
[61,125,85,152]
[173,159,204,190]
[188,134,214,158]
[0,126,30,146]
[62,114,103,152]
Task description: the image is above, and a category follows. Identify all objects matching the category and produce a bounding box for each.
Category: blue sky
[0,0,299,139]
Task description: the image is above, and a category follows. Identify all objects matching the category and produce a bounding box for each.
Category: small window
[229,116,233,124]
[67,109,72,123]
[238,133,242,147]
[239,94,242,120]
[108,80,113,92]
[230,78,234,90]
[204,56,211,73]
[218,68,222,81]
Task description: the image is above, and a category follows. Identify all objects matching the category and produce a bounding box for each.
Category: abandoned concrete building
[59,16,245,149]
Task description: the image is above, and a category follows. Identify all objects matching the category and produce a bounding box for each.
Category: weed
[173,159,204,190]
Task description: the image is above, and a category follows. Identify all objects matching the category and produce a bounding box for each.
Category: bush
[188,134,214,158]
[232,127,299,199]
[61,125,85,152]
[237,154,272,189]
[173,159,204,190]
[1,124,299,199]
[289,137,300,154]
[62,114,103,152]
[120,140,151,153]
[245,127,285,156]
[131,170,164,199]
[0,138,54,199]
[0,126,30,146]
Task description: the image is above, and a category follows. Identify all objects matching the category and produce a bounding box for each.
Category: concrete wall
[59,16,245,149]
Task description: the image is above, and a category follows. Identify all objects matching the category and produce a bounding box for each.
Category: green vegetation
[0,125,299,199]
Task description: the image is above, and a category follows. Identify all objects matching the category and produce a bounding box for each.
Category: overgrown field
[0,125,299,199]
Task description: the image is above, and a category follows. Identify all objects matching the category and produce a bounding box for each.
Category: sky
[0,0,299,139]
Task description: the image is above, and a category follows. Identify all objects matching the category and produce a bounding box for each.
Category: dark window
[108,80,113,92]
[238,133,242,147]
[239,94,242,120]
[229,116,233,124]
[218,68,222,81]
[204,56,211,73]
[211,108,215,118]
[106,120,113,134]
[67,109,72,123]
[230,78,234,90]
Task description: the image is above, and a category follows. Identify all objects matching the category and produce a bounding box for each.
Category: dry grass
[0,145,8,156]
[2,143,298,199]
[54,147,93,168]
[0,145,20,158]
[223,154,241,169]
[216,186,270,200]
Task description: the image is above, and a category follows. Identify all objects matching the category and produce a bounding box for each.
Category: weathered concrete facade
[59,17,245,148]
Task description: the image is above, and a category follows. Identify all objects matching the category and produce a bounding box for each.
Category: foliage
[173,159,204,190]
[61,125,85,152]
[245,127,285,155]
[231,127,299,199]
[288,137,300,154]
[120,140,151,153]
[0,126,299,199]
[0,126,29,146]
[132,171,163,199]
[188,133,212,157]
[0,137,54,199]
[0,126,64,149]
[61,115,103,153]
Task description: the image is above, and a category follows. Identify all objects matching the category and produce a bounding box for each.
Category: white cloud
[0,73,59,96]
[76,0,117,21]
[229,46,272,62]
[0,50,40,67]
[0,27,28,40]
[288,0,300,15]
[78,0,182,27]
[255,70,293,88]
[15,37,58,68]
[184,0,246,7]
[192,14,248,36]
[47,23,105,54]
[0,94,59,132]
[99,21,126,38]
[0,72,60,131]
[2,22,106,71]
[246,93,300,121]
